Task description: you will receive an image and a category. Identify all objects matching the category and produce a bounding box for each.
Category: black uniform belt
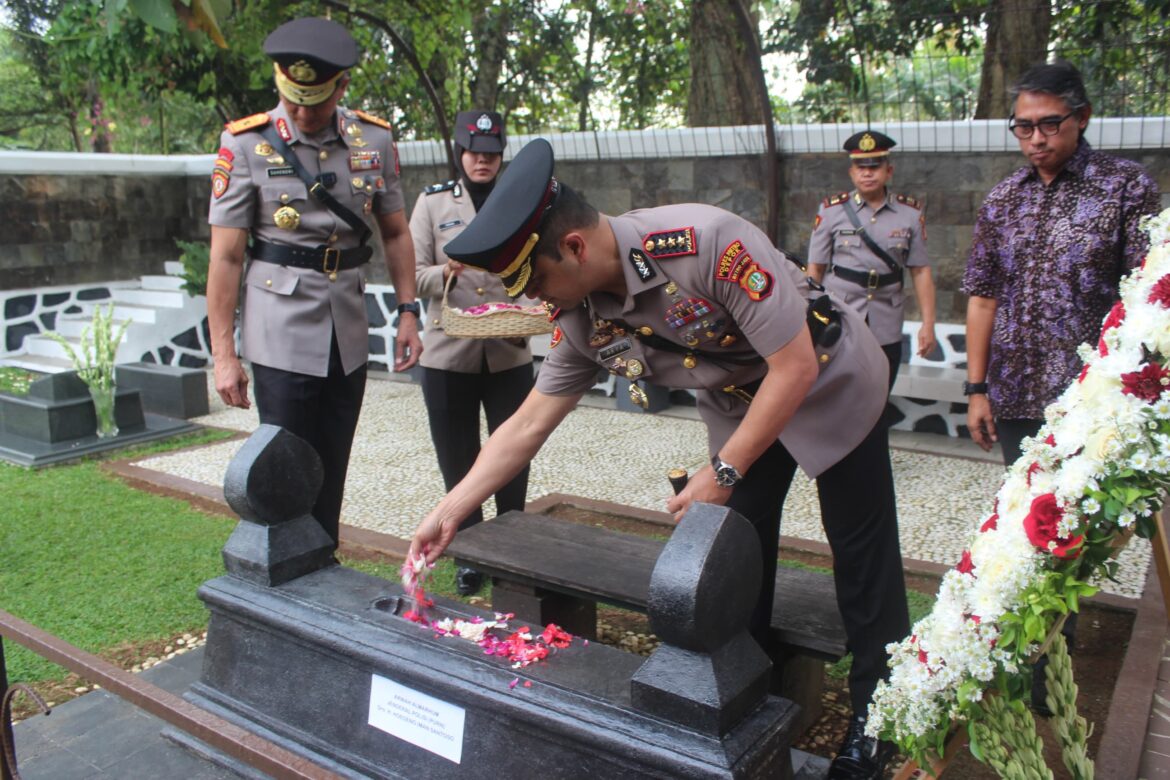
[251,240,372,273]
[832,265,902,289]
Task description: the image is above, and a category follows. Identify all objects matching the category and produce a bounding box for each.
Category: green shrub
[175,238,210,297]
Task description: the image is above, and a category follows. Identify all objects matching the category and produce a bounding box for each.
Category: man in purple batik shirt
[963,61,1160,465]
[962,60,1160,718]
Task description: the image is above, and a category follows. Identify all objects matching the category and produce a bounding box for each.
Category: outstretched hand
[409,509,462,566]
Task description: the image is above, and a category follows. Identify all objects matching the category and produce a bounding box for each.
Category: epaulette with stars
[895,194,922,210]
[424,180,459,195]
[354,110,392,130]
[642,227,697,258]
[224,113,270,135]
[822,191,850,208]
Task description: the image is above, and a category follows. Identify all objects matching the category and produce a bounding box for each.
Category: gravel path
[132,372,1151,598]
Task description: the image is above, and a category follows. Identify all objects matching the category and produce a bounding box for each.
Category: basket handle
[442,267,457,308]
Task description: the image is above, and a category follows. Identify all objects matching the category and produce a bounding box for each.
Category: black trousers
[421,363,534,528]
[881,341,902,395]
[995,417,1043,467]
[726,420,910,715]
[251,335,367,549]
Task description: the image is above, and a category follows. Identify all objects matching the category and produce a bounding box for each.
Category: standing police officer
[808,131,936,391]
[206,17,422,550]
[411,110,534,595]
[409,139,908,780]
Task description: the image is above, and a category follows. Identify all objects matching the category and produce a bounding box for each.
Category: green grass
[0,430,238,683]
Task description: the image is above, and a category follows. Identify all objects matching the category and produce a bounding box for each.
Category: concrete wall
[2,144,1168,325]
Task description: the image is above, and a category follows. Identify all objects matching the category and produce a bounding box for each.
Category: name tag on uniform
[837,228,860,236]
[267,166,296,177]
[439,220,463,230]
[599,338,632,362]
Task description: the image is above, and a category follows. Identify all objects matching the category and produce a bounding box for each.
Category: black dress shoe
[455,566,484,596]
[828,715,895,779]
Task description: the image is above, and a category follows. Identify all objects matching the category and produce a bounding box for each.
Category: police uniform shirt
[807,191,928,345]
[411,184,532,374]
[207,102,405,377]
[535,203,888,478]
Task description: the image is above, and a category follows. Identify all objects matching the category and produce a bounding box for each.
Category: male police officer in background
[412,111,534,595]
[808,131,936,392]
[207,17,422,550]
[409,139,909,780]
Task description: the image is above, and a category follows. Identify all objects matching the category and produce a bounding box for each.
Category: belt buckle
[323,247,341,276]
[722,385,754,405]
[866,268,879,299]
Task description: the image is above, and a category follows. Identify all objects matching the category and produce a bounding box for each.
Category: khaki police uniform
[808,190,928,348]
[535,203,910,714]
[208,100,406,546]
[411,181,533,529]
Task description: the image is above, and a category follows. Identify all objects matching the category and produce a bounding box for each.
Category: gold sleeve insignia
[224,113,270,135]
[355,110,392,130]
[895,194,922,210]
[823,191,850,208]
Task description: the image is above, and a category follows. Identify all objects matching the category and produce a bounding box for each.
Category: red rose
[957,550,975,575]
[980,513,998,532]
[1026,461,1041,486]
[1078,365,1089,383]
[1121,362,1170,403]
[1148,275,1170,308]
[1023,493,1083,558]
[1097,301,1126,356]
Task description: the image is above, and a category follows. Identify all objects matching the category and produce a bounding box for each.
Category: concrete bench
[447,510,844,731]
[891,363,967,404]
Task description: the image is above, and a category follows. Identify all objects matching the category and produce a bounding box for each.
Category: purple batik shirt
[962,140,1160,419]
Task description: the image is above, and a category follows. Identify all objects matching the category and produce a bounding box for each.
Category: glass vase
[89,383,119,439]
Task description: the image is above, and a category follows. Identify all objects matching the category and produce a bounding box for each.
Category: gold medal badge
[254,142,274,156]
[273,206,301,230]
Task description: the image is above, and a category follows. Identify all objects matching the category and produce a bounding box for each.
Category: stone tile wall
[3,150,1167,325]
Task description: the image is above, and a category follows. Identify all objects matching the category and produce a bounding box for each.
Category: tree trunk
[686,0,765,126]
[975,0,1052,118]
[470,4,511,111]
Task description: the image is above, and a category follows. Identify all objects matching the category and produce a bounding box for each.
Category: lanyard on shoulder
[843,199,900,273]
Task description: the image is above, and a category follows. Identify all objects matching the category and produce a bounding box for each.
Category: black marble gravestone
[178,424,804,778]
[0,370,197,466]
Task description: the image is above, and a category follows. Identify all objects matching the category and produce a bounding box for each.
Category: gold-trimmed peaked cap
[843,130,896,167]
[264,18,359,106]
[443,138,559,297]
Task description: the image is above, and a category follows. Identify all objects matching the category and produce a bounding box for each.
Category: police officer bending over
[409,139,909,780]
[207,18,422,550]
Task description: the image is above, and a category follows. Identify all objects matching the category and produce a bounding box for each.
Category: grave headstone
[178,425,802,778]
[116,362,209,419]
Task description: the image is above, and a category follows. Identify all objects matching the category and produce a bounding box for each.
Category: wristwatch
[962,381,989,396]
[711,454,743,488]
[396,301,421,317]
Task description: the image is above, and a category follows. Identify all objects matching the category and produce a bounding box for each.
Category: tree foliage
[2,0,1166,153]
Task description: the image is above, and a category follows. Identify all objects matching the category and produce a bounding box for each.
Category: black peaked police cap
[443,138,559,297]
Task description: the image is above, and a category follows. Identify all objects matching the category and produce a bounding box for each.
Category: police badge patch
[628,248,657,281]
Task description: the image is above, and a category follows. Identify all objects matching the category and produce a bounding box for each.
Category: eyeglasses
[1008,110,1076,139]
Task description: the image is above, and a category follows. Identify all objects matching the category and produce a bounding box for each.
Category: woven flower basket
[439,273,555,339]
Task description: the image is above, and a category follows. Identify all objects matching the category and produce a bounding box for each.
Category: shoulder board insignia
[225,113,270,135]
[424,180,458,195]
[642,226,697,259]
[823,191,850,208]
[355,110,392,130]
[895,194,922,210]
